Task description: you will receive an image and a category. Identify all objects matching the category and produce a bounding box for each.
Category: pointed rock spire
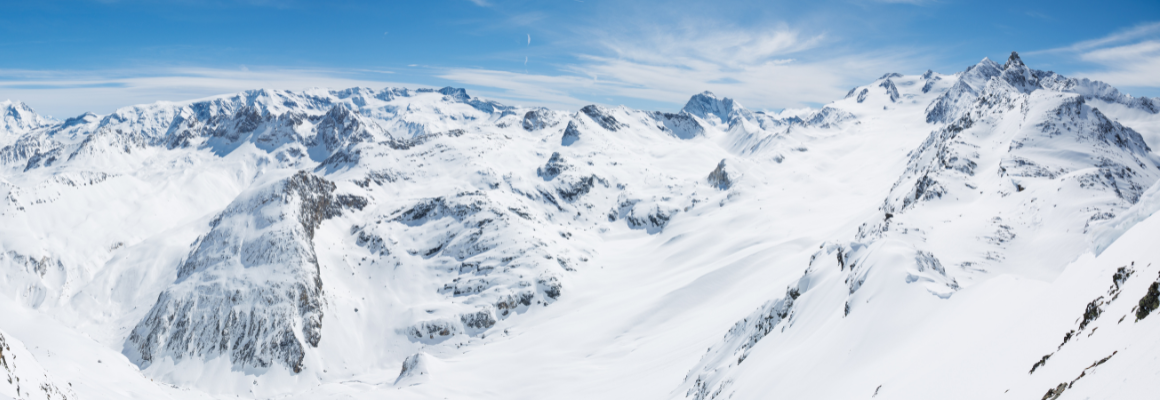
[1004,51,1025,70]
[707,159,734,190]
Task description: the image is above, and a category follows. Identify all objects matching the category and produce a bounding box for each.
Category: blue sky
[2,0,1159,117]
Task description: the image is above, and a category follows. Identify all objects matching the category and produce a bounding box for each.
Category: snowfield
[1,52,1159,400]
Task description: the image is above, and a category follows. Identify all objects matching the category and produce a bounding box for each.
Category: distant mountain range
[2,52,1159,400]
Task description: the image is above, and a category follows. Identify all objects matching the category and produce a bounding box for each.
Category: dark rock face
[880,79,900,103]
[537,152,569,180]
[561,121,582,146]
[651,112,705,139]
[611,198,677,234]
[126,171,361,373]
[438,86,470,102]
[0,132,62,166]
[310,105,376,156]
[521,109,556,131]
[459,310,497,330]
[1137,279,1160,321]
[407,320,460,341]
[922,76,941,93]
[580,105,624,132]
[707,159,733,190]
[682,91,737,124]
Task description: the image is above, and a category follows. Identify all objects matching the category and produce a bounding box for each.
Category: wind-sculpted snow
[0,251,65,308]
[579,105,625,132]
[125,171,364,373]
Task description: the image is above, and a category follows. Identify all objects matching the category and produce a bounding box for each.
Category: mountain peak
[1004,51,1025,70]
[682,91,740,124]
[438,87,471,102]
[2,100,55,134]
[691,91,719,101]
[975,57,1001,70]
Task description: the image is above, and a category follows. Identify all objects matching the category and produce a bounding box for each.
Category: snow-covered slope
[0,327,74,400]
[680,52,1160,400]
[0,53,1159,400]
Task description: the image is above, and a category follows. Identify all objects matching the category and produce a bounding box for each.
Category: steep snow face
[1000,212,1160,400]
[925,57,1003,123]
[0,328,74,400]
[125,171,365,373]
[1092,180,1160,255]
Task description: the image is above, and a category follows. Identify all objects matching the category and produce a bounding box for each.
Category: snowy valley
[1,52,1159,399]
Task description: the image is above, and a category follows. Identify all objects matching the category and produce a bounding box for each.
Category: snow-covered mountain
[1,52,1159,400]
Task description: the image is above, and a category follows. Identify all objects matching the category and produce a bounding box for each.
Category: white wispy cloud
[1,22,929,118]
[1037,21,1160,54]
[1077,40,1160,88]
[1035,21,1160,90]
[440,24,922,111]
[0,67,422,118]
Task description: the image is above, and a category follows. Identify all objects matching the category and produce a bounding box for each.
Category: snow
[0,55,1159,400]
